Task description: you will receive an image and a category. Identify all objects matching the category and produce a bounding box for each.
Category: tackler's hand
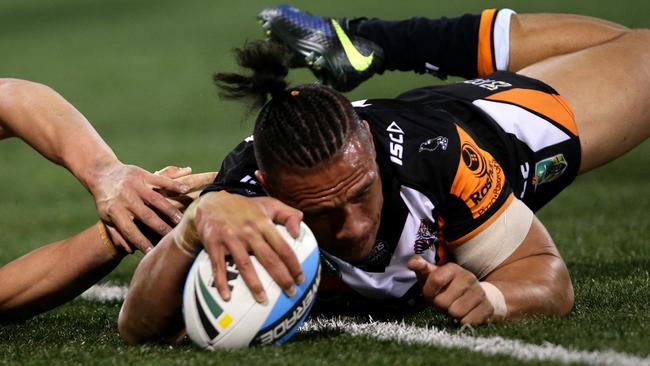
[154,166,217,212]
[90,163,190,254]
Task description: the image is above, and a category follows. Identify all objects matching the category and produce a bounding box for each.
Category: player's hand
[176,191,304,304]
[101,166,216,254]
[88,162,190,254]
[408,256,496,325]
[154,166,217,212]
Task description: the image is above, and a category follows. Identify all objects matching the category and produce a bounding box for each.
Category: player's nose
[335,205,371,242]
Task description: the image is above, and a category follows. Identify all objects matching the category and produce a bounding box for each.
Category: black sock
[351,10,504,79]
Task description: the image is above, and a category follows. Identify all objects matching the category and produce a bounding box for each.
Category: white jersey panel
[472,99,571,152]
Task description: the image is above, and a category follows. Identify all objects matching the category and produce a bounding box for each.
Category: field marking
[81,282,128,302]
[82,284,649,366]
[302,317,650,366]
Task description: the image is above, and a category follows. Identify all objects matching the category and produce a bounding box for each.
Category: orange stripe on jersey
[449,125,509,244]
[436,241,448,265]
[486,88,578,136]
[435,216,448,264]
[477,9,497,76]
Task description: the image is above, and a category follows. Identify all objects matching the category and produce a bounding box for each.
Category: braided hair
[214,41,364,173]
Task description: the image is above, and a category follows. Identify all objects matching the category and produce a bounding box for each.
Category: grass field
[0,0,649,365]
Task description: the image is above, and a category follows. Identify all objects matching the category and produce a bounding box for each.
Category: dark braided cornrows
[214,40,361,171]
[253,84,358,169]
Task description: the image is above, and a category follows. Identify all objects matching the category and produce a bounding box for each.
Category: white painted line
[303,317,650,366]
[81,283,128,302]
[81,284,649,366]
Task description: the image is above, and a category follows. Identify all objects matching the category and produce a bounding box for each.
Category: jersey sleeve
[443,124,513,245]
[201,137,267,197]
[359,100,513,247]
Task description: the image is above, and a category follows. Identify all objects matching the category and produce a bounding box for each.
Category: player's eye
[350,186,371,203]
[304,206,335,219]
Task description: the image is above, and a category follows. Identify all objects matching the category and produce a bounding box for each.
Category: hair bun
[214,40,291,109]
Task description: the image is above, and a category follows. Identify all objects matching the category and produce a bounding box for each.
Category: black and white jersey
[203,71,580,305]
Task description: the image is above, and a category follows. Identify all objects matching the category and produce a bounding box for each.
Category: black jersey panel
[202,138,266,197]
[356,100,462,215]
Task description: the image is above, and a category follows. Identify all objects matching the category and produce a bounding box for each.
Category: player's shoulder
[220,135,257,167]
[353,98,460,138]
[356,98,464,191]
[202,134,264,197]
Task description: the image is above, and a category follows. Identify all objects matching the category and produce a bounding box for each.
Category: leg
[519,29,650,173]
[259,7,635,93]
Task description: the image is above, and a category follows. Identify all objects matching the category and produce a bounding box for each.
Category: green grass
[0,0,648,364]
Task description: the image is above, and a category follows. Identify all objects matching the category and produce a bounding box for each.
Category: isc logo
[387,121,404,166]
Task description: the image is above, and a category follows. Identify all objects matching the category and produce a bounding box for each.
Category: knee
[618,30,650,77]
[628,29,650,45]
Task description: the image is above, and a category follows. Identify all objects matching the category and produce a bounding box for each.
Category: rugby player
[0,79,213,321]
[118,7,649,343]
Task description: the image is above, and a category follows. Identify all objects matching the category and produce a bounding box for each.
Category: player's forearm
[118,232,194,345]
[0,225,124,322]
[0,78,120,191]
[479,216,575,319]
[508,14,629,72]
[484,254,574,319]
[471,216,574,320]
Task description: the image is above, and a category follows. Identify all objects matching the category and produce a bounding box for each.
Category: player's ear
[361,119,371,133]
[254,170,268,190]
[361,120,376,157]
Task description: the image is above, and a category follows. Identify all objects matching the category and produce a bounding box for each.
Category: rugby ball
[182,222,321,349]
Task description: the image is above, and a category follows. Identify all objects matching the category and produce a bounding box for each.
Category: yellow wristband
[173,225,199,257]
[173,201,200,257]
[97,220,118,257]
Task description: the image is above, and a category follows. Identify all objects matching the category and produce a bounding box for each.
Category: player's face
[269,135,383,263]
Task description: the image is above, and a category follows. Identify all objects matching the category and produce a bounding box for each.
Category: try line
[82,284,649,366]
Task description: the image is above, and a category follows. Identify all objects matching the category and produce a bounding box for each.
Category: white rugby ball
[182,222,321,350]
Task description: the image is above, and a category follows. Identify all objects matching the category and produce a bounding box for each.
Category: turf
[0,0,648,365]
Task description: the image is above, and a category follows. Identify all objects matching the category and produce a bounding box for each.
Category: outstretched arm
[0,78,189,253]
[118,230,193,344]
[481,216,573,319]
[118,191,304,344]
[0,169,214,323]
[409,193,574,324]
[409,214,573,324]
[0,224,125,323]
